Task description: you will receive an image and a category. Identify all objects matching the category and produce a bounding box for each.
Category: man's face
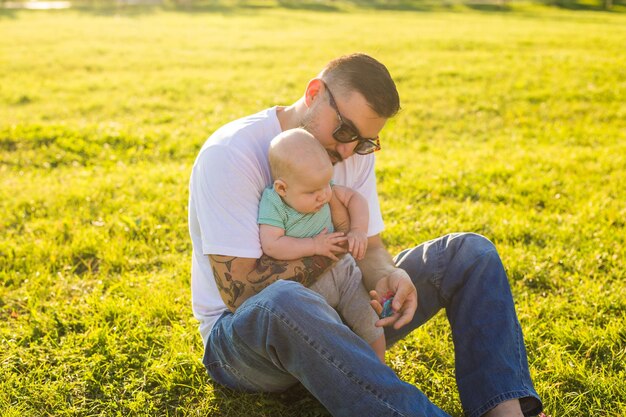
[304,83,388,165]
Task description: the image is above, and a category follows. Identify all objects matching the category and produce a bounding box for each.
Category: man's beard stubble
[299,111,343,165]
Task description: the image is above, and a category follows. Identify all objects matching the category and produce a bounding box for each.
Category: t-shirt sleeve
[257,188,287,229]
[352,155,385,237]
[190,144,264,259]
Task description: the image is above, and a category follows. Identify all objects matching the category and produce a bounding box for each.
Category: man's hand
[369,268,417,330]
[346,229,368,260]
[313,228,348,261]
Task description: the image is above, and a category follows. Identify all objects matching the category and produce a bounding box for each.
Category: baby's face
[282,161,333,214]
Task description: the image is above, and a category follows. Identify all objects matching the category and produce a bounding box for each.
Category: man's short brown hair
[321,53,400,118]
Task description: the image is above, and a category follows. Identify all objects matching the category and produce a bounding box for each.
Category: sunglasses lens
[355,140,378,155]
[334,125,358,143]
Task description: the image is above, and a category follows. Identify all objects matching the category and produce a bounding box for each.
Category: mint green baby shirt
[257,186,334,238]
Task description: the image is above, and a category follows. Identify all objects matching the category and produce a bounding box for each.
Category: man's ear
[304,78,324,107]
[274,179,288,197]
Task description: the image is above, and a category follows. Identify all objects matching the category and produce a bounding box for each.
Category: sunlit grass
[1,2,625,415]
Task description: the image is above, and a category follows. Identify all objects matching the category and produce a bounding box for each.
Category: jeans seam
[242,301,409,417]
[432,238,445,290]
[515,318,529,392]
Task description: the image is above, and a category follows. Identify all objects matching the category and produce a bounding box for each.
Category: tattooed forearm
[248,254,332,287]
[209,256,245,310]
[209,253,335,311]
[247,254,289,284]
[293,256,333,287]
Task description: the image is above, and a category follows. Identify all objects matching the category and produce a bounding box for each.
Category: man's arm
[209,254,334,312]
[356,234,418,330]
[355,235,396,290]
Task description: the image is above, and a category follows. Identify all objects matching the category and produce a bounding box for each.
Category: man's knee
[449,232,498,262]
[241,279,334,320]
[275,278,332,299]
[261,279,306,300]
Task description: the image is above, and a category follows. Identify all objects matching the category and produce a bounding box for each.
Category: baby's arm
[329,195,351,234]
[260,224,346,261]
[329,186,369,260]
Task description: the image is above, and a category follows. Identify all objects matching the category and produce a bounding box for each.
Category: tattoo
[248,254,288,284]
[210,256,237,270]
[209,254,334,309]
[292,265,313,287]
[292,256,333,287]
[209,256,245,309]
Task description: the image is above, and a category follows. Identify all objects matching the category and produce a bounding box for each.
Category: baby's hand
[313,228,348,261]
[346,229,368,260]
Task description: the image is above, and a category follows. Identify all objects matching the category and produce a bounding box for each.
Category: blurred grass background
[1,1,625,415]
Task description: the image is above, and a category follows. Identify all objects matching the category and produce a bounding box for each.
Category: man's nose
[336,141,358,160]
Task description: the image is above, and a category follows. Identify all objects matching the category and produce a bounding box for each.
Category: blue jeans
[202,233,543,417]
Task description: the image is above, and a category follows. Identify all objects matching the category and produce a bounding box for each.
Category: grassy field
[1,1,625,415]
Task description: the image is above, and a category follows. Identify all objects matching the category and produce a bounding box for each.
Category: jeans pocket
[205,360,263,393]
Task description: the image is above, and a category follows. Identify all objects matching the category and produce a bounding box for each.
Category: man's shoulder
[193,107,280,170]
[207,107,279,148]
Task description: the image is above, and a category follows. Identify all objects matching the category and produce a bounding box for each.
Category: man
[188,53,543,417]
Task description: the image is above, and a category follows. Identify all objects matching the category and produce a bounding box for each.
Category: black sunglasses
[321,81,381,155]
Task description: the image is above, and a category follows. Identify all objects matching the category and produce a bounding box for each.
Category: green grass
[1,2,625,415]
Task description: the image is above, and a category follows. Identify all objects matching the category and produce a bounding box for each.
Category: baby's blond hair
[268,128,331,182]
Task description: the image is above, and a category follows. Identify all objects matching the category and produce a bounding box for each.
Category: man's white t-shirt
[189,107,385,346]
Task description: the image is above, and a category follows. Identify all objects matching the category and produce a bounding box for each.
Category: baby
[258,128,385,362]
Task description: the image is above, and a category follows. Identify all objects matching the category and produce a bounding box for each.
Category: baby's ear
[274,179,288,197]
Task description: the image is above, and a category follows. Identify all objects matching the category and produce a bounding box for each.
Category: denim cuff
[468,390,543,417]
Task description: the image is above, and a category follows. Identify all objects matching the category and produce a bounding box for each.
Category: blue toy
[381,296,394,318]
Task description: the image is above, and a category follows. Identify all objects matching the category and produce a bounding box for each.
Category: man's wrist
[356,247,397,290]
